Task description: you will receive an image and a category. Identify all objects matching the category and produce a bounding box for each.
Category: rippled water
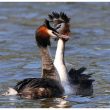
[0,2,110,108]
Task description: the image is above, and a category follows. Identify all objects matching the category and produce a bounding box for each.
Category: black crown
[48,12,70,23]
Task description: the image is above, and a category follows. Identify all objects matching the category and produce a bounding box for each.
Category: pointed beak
[53,31,70,41]
[59,34,70,41]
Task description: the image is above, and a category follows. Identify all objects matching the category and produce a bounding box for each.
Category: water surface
[0,2,110,108]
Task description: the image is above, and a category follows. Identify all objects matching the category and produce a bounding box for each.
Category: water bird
[48,12,94,96]
[2,19,68,99]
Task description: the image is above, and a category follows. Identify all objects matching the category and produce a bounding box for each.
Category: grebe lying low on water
[48,12,94,96]
[2,19,69,99]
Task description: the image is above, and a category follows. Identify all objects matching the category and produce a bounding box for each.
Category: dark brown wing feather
[68,67,95,88]
[14,78,64,99]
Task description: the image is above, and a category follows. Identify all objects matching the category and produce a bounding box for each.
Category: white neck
[54,39,72,94]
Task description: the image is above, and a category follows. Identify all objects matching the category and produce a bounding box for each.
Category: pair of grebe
[3,12,94,99]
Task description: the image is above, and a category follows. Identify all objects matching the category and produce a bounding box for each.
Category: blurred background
[0,2,110,108]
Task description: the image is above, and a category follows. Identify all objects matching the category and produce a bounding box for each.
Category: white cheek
[56,23,65,32]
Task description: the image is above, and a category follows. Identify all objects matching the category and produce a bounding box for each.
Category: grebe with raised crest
[48,12,94,96]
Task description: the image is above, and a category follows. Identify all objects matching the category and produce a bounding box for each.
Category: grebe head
[35,19,59,47]
[48,12,70,41]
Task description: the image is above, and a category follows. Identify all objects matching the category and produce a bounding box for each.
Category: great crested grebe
[48,12,94,96]
[3,19,68,99]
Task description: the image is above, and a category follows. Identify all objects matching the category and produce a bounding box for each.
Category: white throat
[54,39,72,94]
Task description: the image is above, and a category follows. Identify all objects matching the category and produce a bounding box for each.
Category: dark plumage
[14,78,63,99]
[68,67,94,96]
[68,67,94,88]
[48,12,70,23]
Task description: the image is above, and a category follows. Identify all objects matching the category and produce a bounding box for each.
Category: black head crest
[48,12,70,23]
[44,19,50,28]
[52,12,60,18]
[44,19,57,32]
[60,12,70,23]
